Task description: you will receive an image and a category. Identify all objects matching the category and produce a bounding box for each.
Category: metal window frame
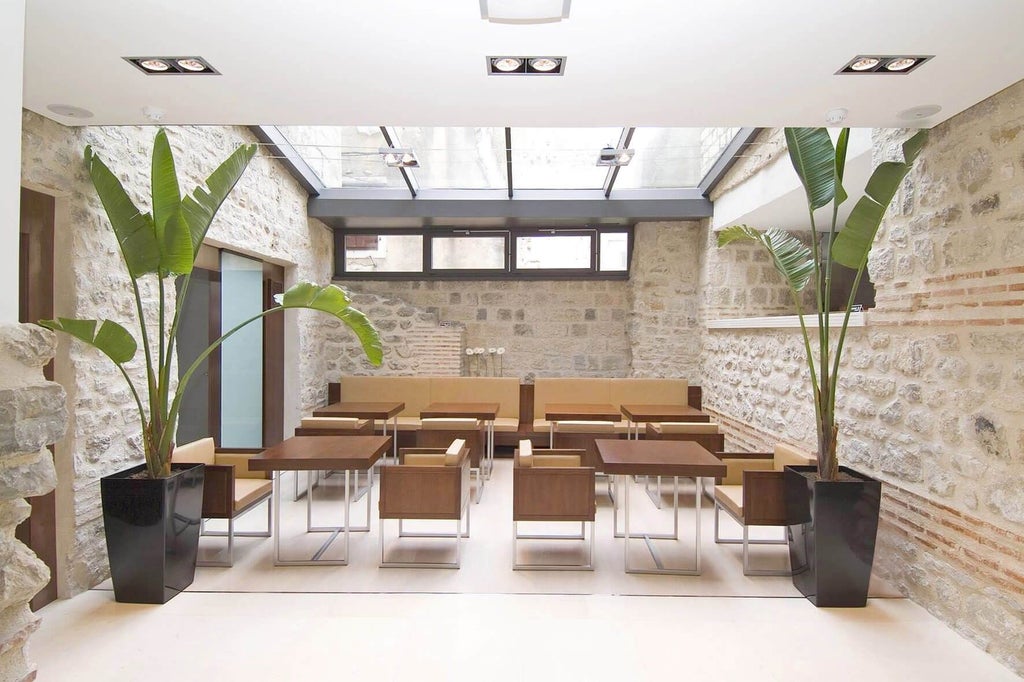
[511,229,596,274]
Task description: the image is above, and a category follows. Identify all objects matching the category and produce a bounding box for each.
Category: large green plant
[718,128,926,480]
[40,129,382,479]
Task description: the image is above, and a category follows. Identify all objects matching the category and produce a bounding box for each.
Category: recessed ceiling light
[493,57,523,72]
[175,58,209,72]
[125,56,220,75]
[837,54,932,75]
[885,57,918,72]
[528,57,559,72]
[488,55,566,76]
[898,104,942,121]
[46,104,94,119]
[139,59,170,72]
[850,57,880,71]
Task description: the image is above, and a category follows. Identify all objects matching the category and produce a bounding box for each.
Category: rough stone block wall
[702,80,1024,675]
[324,291,463,379]
[335,279,632,381]
[0,324,65,681]
[20,112,333,595]
[628,221,703,378]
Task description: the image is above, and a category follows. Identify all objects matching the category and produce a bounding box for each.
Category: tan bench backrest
[428,377,520,420]
[656,422,719,434]
[300,417,363,429]
[338,376,431,417]
[172,437,216,465]
[608,378,688,407]
[533,378,611,420]
[774,443,816,471]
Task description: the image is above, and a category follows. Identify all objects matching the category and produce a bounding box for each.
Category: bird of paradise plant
[718,127,927,480]
[41,129,382,478]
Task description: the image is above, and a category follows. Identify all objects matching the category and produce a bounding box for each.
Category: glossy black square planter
[101,462,205,604]
[784,465,881,608]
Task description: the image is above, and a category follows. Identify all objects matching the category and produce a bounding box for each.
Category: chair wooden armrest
[742,470,787,526]
[379,462,468,520]
[199,463,235,519]
[514,466,595,522]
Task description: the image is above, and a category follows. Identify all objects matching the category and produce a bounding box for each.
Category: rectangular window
[343,233,423,273]
[430,234,507,271]
[335,227,631,280]
[515,233,593,270]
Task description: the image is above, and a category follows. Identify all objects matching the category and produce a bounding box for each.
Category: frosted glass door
[220,252,263,447]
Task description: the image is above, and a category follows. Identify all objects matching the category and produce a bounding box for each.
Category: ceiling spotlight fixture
[125,56,220,75]
[849,57,880,71]
[596,146,635,167]
[46,104,94,119]
[884,57,918,72]
[837,54,932,75]
[139,59,170,72]
[480,0,570,24]
[825,107,849,125]
[898,104,942,121]
[528,57,559,72]
[487,56,566,76]
[379,148,419,168]
[493,57,523,72]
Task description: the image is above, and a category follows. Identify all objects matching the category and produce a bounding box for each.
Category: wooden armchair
[713,443,815,576]
[171,437,271,567]
[378,439,471,569]
[512,441,596,571]
[416,418,487,502]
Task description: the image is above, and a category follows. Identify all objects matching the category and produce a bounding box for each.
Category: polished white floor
[30,459,1019,680]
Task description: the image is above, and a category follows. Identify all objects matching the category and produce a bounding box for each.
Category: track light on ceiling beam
[379,148,419,168]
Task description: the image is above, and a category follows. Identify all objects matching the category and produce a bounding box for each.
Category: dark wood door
[16,188,58,611]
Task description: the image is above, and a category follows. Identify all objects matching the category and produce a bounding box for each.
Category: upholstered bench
[713,443,816,576]
[171,437,272,567]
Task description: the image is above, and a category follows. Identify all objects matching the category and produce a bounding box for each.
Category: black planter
[784,465,881,608]
[101,462,205,604]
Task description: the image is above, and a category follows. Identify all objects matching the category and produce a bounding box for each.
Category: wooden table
[249,435,391,566]
[544,403,621,448]
[421,402,500,481]
[619,403,711,440]
[596,439,726,575]
[312,401,404,463]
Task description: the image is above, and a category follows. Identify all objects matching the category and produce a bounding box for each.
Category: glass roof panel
[613,127,740,189]
[276,126,407,188]
[511,127,622,189]
[392,127,506,189]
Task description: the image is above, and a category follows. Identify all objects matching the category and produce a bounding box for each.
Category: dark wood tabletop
[312,401,405,419]
[420,402,500,420]
[596,439,726,477]
[248,435,391,472]
[619,404,711,423]
[545,403,621,422]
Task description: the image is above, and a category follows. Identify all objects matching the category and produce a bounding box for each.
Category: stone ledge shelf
[706,311,866,329]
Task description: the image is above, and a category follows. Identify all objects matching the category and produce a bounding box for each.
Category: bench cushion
[608,378,688,406]
[650,422,719,434]
[428,377,520,420]
[420,418,481,430]
[300,417,368,429]
[555,420,616,433]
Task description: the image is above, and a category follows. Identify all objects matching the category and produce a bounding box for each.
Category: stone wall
[702,81,1024,675]
[20,113,333,594]
[0,324,64,681]
[335,278,633,381]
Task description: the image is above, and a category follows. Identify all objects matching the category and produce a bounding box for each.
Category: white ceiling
[22,0,1024,129]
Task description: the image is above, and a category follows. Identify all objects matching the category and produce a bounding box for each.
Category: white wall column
[1,0,26,323]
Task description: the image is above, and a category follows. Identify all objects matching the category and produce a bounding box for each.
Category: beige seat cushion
[714,484,744,520]
[300,417,368,429]
[554,420,616,433]
[492,417,520,433]
[234,478,272,511]
[650,422,719,435]
[444,439,467,465]
[393,416,423,431]
[172,438,216,465]
[774,443,816,471]
[518,440,534,467]
[534,454,582,468]
[420,418,481,430]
